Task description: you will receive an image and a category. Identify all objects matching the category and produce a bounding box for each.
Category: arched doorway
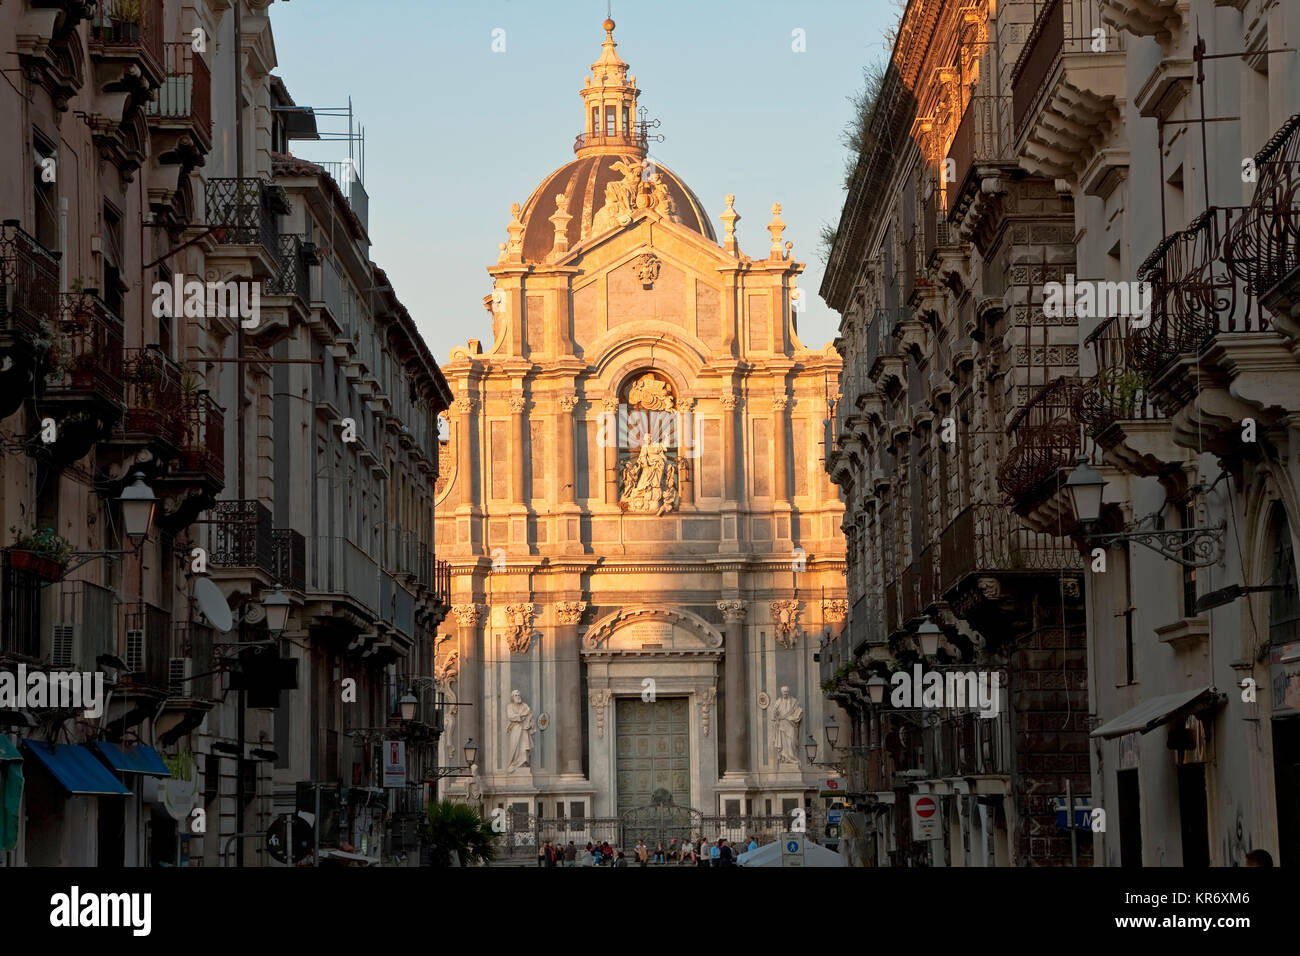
[619,794,702,858]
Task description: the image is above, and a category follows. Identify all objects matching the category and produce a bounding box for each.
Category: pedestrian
[696,840,709,867]
[710,839,721,867]
[635,839,649,866]
[747,836,758,855]
[564,840,577,867]
[719,839,733,866]
[544,840,557,866]
[616,850,628,867]
[680,838,693,865]
[668,837,679,862]
[653,841,665,864]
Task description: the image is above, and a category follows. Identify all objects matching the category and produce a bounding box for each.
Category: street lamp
[1064,456,1106,525]
[916,618,941,658]
[866,674,888,705]
[805,734,819,764]
[399,692,419,722]
[463,737,478,768]
[119,472,158,545]
[825,715,840,749]
[262,586,291,635]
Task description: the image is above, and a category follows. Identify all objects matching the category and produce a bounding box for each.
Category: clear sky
[268,0,896,365]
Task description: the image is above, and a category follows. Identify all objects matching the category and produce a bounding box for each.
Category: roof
[1090,687,1221,740]
[519,154,715,263]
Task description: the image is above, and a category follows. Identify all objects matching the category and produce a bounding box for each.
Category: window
[622,105,629,134]
[605,105,615,136]
[568,801,585,823]
[102,204,124,317]
[591,106,598,135]
[32,134,58,252]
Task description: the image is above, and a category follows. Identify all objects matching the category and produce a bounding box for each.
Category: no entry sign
[911,794,939,840]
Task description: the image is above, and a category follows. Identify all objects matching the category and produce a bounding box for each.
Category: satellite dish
[194,576,233,633]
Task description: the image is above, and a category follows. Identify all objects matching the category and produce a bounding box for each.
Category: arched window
[1268,502,1300,647]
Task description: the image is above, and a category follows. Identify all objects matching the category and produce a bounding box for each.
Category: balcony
[173,390,224,488]
[1100,0,1185,39]
[40,291,125,461]
[145,41,212,155]
[947,95,1014,223]
[1226,114,1300,312]
[997,375,1093,505]
[574,129,650,156]
[309,255,347,340]
[1076,315,1180,475]
[940,503,1083,598]
[257,234,313,346]
[1011,0,1126,182]
[307,535,381,619]
[204,499,273,576]
[866,308,906,388]
[0,222,59,417]
[272,527,306,592]
[122,601,171,691]
[121,346,186,454]
[204,177,287,285]
[303,161,370,235]
[88,0,165,86]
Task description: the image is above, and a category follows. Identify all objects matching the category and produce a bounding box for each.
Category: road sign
[819,778,845,798]
[779,832,805,867]
[1055,795,1091,830]
[910,794,939,841]
[267,812,314,865]
[827,809,844,826]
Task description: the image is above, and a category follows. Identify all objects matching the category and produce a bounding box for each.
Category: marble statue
[770,685,803,766]
[506,689,536,772]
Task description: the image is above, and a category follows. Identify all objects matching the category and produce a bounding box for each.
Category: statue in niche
[506,689,536,773]
[770,686,804,766]
[617,371,681,515]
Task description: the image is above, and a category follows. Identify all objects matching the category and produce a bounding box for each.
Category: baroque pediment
[582,606,723,652]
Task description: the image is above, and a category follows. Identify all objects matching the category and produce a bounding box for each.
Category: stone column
[554,601,587,775]
[452,603,483,761]
[772,395,789,502]
[558,395,577,505]
[602,396,619,505]
[720,393,739,502]
[678,397,695,509]
[717,600,748,775]
[453,396,476,510]
[510,393,527,504]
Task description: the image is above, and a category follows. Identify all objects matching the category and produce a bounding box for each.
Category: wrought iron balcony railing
[573,130,650,154]
[175,389,224,486]
[48,291,125,401]
[205,500,274,574]
[145,41,212,149]
[866,307,906,380]
[946,94,1013,208]
[1131,206,1265,379]
[1011,0,1124,135]
[1076,314,1163,436]
[205,177,284,251]
[997,375,1091,500]
[123,601,171,689]
[272,527,306,592]
[89,0,164,79]
[122,347,186,448]
[266,233,310,300]
[1225,113,1300,298]
[0,221,59,340]
[939,502,1084,596]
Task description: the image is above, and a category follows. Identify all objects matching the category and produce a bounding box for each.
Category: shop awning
[0,735,21,762]
[21,741,130,795]
[1090,687,1219,740]
[94,742,171,777]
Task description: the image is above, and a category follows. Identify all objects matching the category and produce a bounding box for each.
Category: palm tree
[423,800,497,867]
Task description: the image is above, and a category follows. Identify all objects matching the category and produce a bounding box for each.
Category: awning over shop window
[21,740,130,795]
[93,742,171,777]
[1090,687,1219,740]
[0,735,21,762]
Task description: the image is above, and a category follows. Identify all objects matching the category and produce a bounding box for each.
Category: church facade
[433,19,846,827]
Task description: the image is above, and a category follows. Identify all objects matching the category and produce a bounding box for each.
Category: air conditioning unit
[125,628,146,672]
[169,656,193,697]
[50,623,76,669]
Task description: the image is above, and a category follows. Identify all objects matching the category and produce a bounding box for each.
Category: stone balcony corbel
[1101,0,1187,43]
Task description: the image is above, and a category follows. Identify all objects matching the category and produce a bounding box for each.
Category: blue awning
[21,740,130,795]
[94,742,171,777]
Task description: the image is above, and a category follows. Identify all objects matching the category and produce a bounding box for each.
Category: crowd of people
[537,835,765,866]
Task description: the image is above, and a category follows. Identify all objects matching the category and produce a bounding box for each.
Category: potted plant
[69,351,97,389]
[7,526,74,582]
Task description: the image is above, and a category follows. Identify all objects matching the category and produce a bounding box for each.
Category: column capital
[554,600,587,625]
[720,393,738,411]
[601,396,620,412]
[558,394,579,413]
[452,396,477,416]
[822,598,849,623]
[509,394,528,414]
[717,599,747,623]
[772,395,789,411]
[451,603,484,627]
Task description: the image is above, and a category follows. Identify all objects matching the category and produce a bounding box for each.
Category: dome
[519,154,716,263]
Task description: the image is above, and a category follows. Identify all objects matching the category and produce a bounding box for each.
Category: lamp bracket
[1087,521,1225,568]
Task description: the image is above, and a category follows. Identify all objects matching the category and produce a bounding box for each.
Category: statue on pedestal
[770,686,803,766]
[506,689,536,773]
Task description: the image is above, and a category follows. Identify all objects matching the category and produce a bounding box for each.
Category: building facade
[434,19,846,844]
[1,0,450,867]
[822,0,1300,867]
